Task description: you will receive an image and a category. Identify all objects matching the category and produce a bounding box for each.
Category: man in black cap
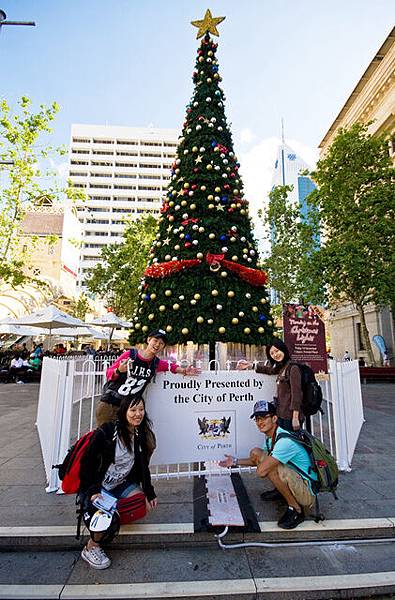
[219,400,317,529]
[96,329,200,426]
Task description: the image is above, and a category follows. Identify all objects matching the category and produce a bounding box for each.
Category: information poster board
[145,371,276,466]
[283,303,327,374]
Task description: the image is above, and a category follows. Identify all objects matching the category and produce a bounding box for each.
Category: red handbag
[117,491,147,525]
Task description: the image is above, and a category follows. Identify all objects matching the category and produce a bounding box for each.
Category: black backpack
[286,362,324,416]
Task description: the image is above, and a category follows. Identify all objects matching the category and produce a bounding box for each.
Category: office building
[68,124,179,289]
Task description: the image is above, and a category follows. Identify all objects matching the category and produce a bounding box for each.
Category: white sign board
[145,371,276,465]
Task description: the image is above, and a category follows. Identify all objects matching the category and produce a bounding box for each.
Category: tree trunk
[209,341,216,370]
[355,303,377,366]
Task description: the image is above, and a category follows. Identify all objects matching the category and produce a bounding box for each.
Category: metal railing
[36,357,363,492]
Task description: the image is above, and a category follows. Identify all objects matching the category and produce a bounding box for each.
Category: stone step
[1,541,395,599]
[1,517,394,550]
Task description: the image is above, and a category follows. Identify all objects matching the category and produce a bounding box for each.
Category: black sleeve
[79,427,110,499]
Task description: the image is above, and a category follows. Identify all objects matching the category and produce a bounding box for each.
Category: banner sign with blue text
[145,371,276,465]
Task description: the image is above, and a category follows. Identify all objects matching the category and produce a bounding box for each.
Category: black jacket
[79,421,156,501]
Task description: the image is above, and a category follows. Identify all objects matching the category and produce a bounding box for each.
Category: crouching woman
[79,396,157,569]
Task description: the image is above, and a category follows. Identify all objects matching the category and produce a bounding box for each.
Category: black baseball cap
[250,400,276,419]
[147,329,168,344]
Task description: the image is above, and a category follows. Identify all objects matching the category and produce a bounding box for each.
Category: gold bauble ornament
[267,320,273,326]
[206,164,213,170]
[207,319,213,325]
[165,254,171,261]
[148,313,154,320]
[190,203,196,210]
[192,146,198,152]
[142,325,148,332]
[159,305,166,312]
[260,298,267,304]
[258,327,265,334]
[221,271,227,277]
[232,318,239,325]
[165,290,172,296]
[231,255,238,261]
[227,290,235,298]
[181,200,187,206]
[184,182,190,189]
[209,233,215,239]
[166,325,172,332]
[197,316,204,324]
[252,306,258,312]
[208,194,214,201]
[211,289,219,296]
[215,186,221,192]
[218,326,226,334]
[208,203,214,209]
[169,216,174,222]
[197,252,203,259]
[182,327,189,335]
[135,323,141,329]
[240,209,246,215]
[244,327,251,334]
[194,293,201,300]
[173,303,180,310]
[200,185,206,191]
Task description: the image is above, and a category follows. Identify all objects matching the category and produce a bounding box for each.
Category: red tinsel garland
[144,254,267,287]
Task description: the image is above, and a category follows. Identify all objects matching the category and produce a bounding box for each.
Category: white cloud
[239,127,257,145]
[49,157,69,181]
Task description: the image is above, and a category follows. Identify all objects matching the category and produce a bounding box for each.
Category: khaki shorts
[96,400,118,427]
[278,463,314,509]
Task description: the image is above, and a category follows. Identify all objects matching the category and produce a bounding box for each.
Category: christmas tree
[130,10,274,346]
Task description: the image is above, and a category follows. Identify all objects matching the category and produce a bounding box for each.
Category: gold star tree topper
[191,9,225,39]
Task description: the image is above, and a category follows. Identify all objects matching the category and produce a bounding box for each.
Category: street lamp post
[0,9,35,32]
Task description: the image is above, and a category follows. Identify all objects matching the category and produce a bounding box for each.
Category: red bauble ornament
[191,184,197,190]
[184,242,192,248]
[228,208,234,213]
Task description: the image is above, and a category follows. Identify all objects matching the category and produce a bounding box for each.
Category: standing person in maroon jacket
[96,329,200,427]
[238,338,304,502]
[238,338,303,434]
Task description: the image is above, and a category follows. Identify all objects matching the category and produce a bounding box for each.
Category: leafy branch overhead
[84,215,157,319]
[0,97,86,287]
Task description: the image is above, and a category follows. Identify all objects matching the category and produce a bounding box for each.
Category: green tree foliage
[84,215,157,319]
[309,123,395,365]
[263,184,323,305]
[131,33,274,345]
[68,293,91,321]
[0,97,85,287]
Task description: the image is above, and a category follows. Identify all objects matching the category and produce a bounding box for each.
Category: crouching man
[219,400,317,530]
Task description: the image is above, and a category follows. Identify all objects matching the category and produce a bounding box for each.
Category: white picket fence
[36,357,364,493]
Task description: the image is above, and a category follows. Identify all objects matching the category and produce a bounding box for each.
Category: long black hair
[117,396,155,454]
[265,338,291,373]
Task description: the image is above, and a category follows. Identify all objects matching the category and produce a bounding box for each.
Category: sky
[1,0,394,238]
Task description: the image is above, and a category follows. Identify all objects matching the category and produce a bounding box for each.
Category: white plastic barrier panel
[145,371,276,465]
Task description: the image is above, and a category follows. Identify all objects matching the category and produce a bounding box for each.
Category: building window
[70,160,89,166]
[72,137,90,143]
[141,141,162,147]
[164,142,177,147]
[90,172,112,178]
[93,139,114,144]
[70,171,88,177]
[115,162,137,168]
[91,161,113,167]
[116,151,138,157]
[89,184,111,189]
[89,196,111,201]
[116,140,138,145]
[92,150,114,156]
[72,149,90,155]
[138,185,161,191]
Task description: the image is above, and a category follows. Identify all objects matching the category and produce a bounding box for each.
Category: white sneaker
[81,545,111,569]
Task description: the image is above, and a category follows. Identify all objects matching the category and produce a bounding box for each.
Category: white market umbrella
[89,313,132,328]
[89,313,132,348]
[51,326,107,340]
[5,306,88,347]
[0,323,50,336]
